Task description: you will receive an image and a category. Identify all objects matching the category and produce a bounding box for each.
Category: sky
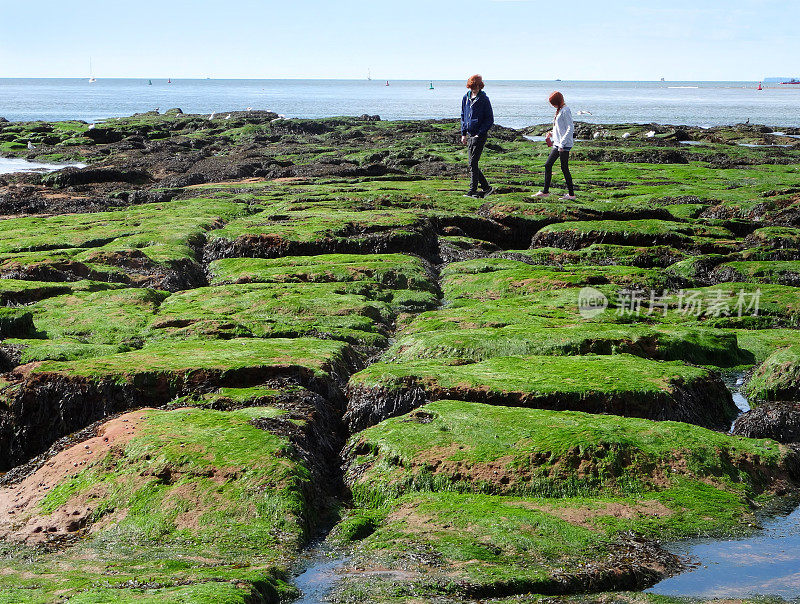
[0,0,797,80]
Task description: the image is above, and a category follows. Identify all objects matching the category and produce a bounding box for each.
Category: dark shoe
[463,191,482,198]
[482,186,495,197]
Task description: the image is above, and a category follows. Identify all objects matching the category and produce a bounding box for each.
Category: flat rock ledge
[343,374,737,434]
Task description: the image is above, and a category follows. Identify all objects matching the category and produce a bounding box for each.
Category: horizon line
[0,77,777,83]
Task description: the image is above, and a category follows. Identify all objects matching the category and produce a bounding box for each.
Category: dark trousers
[467,134,490,192]
[544,146,574,195]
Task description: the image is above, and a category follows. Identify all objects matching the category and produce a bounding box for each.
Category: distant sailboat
[385,80,389,86]
[168,78,172,84]
[367,69,371,81]
[148,79,152,85]
[88,58,96,83]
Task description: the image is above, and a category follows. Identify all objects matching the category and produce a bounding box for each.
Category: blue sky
[0,0,796,79]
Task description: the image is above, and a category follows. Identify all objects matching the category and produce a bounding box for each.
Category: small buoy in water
[385,80,390,86]
[757,82,763,90]
[429,81,434,89]
[148,80,152,85]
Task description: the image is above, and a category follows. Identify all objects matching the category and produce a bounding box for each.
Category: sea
[1,79,799,129]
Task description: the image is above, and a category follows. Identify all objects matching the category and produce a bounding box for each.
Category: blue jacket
[461,91,494,137]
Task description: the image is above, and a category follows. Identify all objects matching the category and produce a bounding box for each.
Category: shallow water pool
[0,157,86,175]
[647,502,800,598]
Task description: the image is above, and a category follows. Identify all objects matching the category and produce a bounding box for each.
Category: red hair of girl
[467,74,485,90]
[549,91,565,108]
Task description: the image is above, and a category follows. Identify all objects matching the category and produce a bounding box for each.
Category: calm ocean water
[1,79,799,128]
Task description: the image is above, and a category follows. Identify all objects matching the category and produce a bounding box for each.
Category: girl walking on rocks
[533,91,576,200]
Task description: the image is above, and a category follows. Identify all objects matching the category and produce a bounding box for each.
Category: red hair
[549,91,565,112]
[466,74,485,90]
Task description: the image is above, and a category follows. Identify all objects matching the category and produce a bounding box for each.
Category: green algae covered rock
[208,253,436,291]
[386,322,746,366]
[345,399,794,501]
[345,353,737,431]
[204,208,437,260]
[745,344,800,403]
[3,113,800,602]
[30,287,167,345]
[1,338,360,470]
[441,258,674,299]
[32,337,357,383]
[336,400,798,599]
[713,260,800,285]
[0,407,305,603]
[0,308,34,339]
[150,281,436,347]
[531,219,737,252]
[151,282,397,347]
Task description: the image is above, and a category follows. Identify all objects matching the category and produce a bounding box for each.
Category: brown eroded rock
[0,411,152,544]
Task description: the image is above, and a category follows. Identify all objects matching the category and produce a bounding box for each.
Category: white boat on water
[88,58,96,83]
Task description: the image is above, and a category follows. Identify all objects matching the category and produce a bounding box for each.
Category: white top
[551,105,574,149]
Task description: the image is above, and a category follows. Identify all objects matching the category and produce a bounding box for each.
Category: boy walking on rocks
[460,74,495,198]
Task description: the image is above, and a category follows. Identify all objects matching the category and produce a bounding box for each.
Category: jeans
[544,146,574,195]
[467,134,490,192]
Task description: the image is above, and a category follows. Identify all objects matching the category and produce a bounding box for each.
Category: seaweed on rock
[3,113,800,602]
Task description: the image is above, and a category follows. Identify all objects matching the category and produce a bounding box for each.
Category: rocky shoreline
[1,111,800,603]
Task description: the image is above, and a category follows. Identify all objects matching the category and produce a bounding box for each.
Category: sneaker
[463,191,482,198]
[560,194,577,200]
[531,191,549,198]
[482,186,496,197]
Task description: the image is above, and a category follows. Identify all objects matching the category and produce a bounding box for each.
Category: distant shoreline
[2,115,800,133]
[3,79,799,128]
